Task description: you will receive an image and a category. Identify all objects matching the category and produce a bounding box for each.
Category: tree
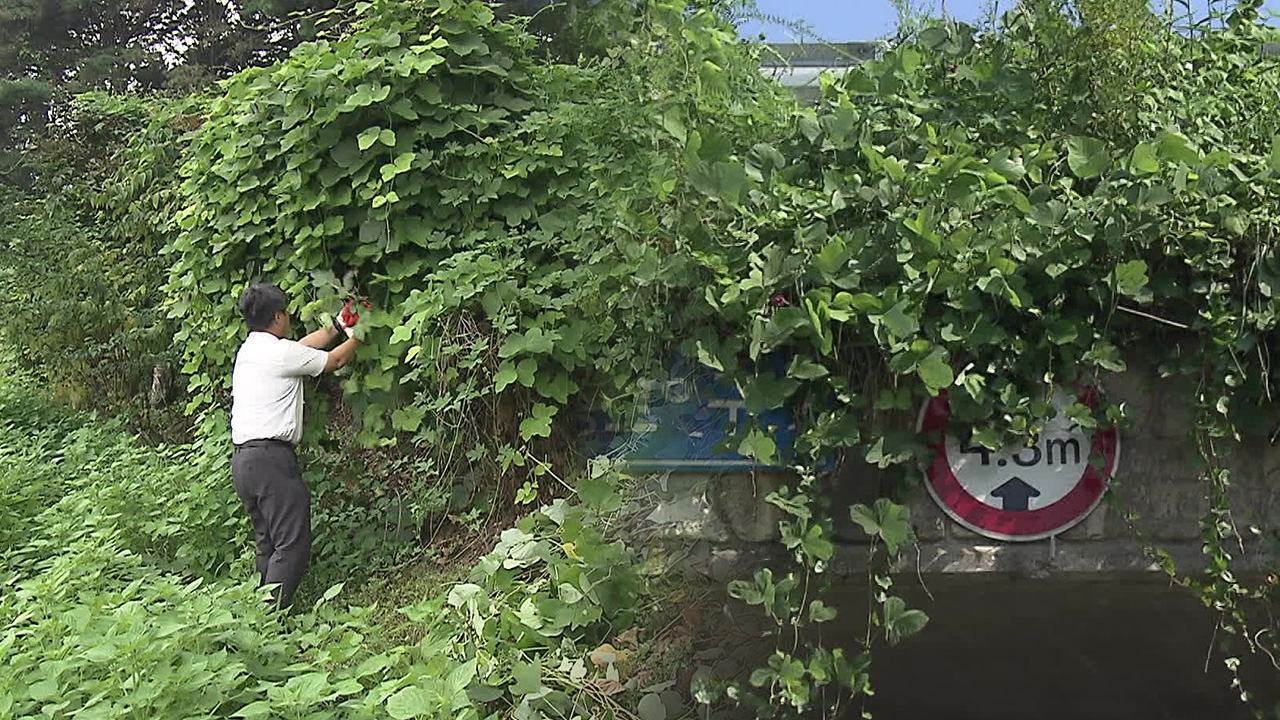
[496,0,769,59]
[0,0,340,180]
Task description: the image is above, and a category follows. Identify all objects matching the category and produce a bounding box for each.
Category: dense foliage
[713,0,1280,712]
[165,0,1280,708]
[4,0,1280,716]
[166,0,791,515]
[715,0,1280,713]
[0,0,346,170]
[0,94,193,434]
[0,365,657,720]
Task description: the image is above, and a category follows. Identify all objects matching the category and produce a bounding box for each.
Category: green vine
[143,0,1280,715]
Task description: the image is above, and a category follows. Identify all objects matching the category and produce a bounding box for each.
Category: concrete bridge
[612,362,1280,719]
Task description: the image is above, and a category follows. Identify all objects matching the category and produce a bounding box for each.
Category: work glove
[332,299,371,338]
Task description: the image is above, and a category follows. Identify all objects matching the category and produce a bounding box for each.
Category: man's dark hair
[240,284,288,331]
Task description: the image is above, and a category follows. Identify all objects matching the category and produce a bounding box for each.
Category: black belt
[234,438,295,452]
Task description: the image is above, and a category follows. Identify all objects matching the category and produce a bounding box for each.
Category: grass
[349,554,473,648]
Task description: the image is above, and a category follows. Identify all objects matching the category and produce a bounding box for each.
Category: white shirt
[231,332,329,445]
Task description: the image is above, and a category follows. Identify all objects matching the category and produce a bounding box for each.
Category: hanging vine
[148,0,1280,716]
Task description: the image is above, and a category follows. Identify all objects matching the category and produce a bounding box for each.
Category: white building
[760,42,879,102]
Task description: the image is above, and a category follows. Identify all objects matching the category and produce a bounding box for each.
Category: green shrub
[0,363,658,720]
[0,94,190,438]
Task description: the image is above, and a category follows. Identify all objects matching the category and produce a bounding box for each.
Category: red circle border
[919,392,1118,540]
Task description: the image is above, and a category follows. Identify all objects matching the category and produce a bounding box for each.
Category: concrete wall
[642,365,1280,719]
[641,363,1280,579]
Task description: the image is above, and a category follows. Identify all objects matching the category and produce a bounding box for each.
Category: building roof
[762,40,1278,101]
[760,42,880,68]
[760,42,878,100]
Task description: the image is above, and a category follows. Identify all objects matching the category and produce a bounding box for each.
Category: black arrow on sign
[991,477,1040,511]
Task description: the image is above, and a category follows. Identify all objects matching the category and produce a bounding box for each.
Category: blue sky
[738,0,1280,42]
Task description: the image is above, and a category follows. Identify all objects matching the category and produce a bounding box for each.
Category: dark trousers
[231,440,310,610]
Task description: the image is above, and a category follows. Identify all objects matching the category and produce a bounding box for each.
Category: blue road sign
[580,357,803,472]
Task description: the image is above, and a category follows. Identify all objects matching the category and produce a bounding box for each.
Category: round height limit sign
[919,388,1120,541]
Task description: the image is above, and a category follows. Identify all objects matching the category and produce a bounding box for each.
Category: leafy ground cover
[0,362,751,720]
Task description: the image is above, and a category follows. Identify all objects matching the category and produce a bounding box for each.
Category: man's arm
[323,336,360,373]
[305,299,371,350]
[299,325,342,349]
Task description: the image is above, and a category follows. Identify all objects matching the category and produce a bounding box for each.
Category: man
[230,283,364,610]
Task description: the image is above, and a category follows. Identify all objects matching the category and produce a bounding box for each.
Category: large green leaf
[499,328,558,358]
[882,596,929,645]
[1158,132,1200,165]
[745,143,786,183]
[1128,143,1159,175]
[849,499,913,555]
[386,686,432,719]
[917,349,954,394]
[519,403,557,440]
[738,428,778,466]
[511,661,542,696]
[358,126,383,151]
[1066,136,1109,178]
[1112,260,1150,300]
[988,150,1026,182]
[688,160,749,205]
[875,301,919,338]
